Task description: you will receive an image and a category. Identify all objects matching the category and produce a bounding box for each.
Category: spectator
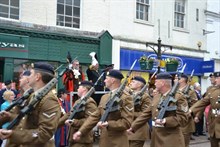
[62,59,85,104]
[86,52,104,105]
[0,80,18,106]
[0,90,15,147]
[55,88,71,147]
[193,82,205,136]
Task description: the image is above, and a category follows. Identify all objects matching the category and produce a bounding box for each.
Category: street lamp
[146,38,173,73]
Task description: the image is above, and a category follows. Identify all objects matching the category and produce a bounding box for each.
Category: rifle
[133,69,158,107]
[6,78,58,129]
[157,64,186,120]
[100,60,137,123]
[183,69,194,102]
[5,88,34,112]
[67,72,105,121]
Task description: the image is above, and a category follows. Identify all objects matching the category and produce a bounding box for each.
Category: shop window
[0,0,19,20]
[56,0,80,28]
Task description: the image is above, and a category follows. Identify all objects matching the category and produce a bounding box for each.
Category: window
[57,0,80,28]
[174,0,185,28]
[136,0,150,21]
[0,0,20,20]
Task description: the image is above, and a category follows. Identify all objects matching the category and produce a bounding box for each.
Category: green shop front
[0,24,112,89]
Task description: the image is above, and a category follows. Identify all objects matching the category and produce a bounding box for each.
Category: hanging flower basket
[139,55,154,70]
[165,58,179,72]
[166,63,178,72]
[139,61,147,70]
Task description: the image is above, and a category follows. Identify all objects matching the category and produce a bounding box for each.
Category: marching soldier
[58,81,97,147]
[127,72,189,147]
[0,70,33,135]
[0,62,61,147]
[128,76,151,147]
[175,74,198,147]
[73,70,134,147]
[189,71,220,147]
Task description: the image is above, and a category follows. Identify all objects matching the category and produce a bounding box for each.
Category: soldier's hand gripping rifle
[157,64,186,119]
[6,78,58,130]
[183,69,194,102]
[67,72,105,121]
[4,88,34,112]
[133,69,158,107]
[100,60,137,123]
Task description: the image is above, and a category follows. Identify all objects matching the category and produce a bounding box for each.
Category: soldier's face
[129,80,141,90]
[210,76,216,85]
[77,86,86,97]
[104,76,113,89]
[19,75,29,90]
[155,79,164,92]
[28,69,39,88]
[215,77,220,86]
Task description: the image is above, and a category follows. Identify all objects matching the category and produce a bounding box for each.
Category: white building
[1,0,218,92]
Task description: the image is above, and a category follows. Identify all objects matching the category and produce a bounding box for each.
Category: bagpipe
[59,51,74,78]
[99,60,137,123]
[157,64,186,119]
[6,78,58,129]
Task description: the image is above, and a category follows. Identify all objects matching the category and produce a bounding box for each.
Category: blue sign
[201,60,214,73]
[120,48,210,75]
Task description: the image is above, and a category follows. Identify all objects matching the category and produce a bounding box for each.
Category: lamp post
[146,38,172,73]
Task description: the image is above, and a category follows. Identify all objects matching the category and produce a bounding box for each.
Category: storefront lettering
[0,42,25,48]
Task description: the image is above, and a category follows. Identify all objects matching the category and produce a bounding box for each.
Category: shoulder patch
[32,132,38,138]
[42,112,56,118]
[126,106,134,112]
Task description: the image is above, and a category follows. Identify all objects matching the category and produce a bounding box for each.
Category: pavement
[93,134,210,147]
[189,134,210,145]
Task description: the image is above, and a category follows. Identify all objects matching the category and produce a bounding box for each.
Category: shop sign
[0,33,29,58]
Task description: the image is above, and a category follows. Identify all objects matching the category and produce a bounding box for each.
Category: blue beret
[213,72,220,77]
[79,81,94,87]
[32,62,55,75]
[156,72,172,80]
[181,74,188,80]
[4,80,12,85]
[107,70,124,80]
[132,76,146,85]
[22,70,31,76]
